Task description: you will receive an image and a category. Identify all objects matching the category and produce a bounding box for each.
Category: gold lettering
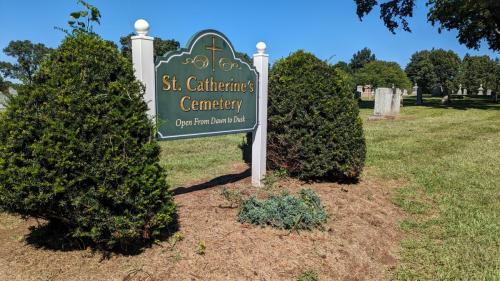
[163,75,171,91]
[236,100,242,113]
[199,100,212,111]
[248,81,254,93]
[191,99,199,111]
[186,76,196,91]
[180,96,191,111]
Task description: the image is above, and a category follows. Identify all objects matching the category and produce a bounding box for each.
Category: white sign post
[131,19,268,187]
[131,19,156,119]
[251,42,269,187]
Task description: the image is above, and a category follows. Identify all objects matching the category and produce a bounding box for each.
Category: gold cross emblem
[205,36,222,72]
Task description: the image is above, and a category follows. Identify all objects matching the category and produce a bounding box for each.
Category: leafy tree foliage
[405,49,461,96]
[267,50,365,181]
[349,47,376,72]
[405,50,437,94]
[0,40,52,84]
[0,75,8,93]
[332,61,351,73]
[459,55,499,92]
[354,0,500,51]
[354,60,411,89]
[67,0,101,34]
[0,4,175,249]
[120,33,180,60]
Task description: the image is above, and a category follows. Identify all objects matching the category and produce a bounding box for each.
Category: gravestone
[403,89,408,96]
[478,84,484,95]
[412,83,418,95]
[415,83,423,105]
[369,87,400,120]
[432,86,443,96]
[457,84,462,95]
[486,89,492,96]
[463,88,468,96]
[362,85,374,99]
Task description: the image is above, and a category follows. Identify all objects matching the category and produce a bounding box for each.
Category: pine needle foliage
[0,31,175,249]
[238,189,327,230]
[267,50,366,181]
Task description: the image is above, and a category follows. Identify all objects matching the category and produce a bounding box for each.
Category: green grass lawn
[159,96,499,280]
[159,133,247,187]
[361,96,500,280]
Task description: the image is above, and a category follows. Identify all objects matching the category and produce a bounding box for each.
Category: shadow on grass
[24,215,179,257]
[172,168,251,196]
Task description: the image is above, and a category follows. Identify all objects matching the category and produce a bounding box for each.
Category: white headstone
[478,84,484,95]
[373,87,400,116]
[486,89,492,96]
[412,83,418,95]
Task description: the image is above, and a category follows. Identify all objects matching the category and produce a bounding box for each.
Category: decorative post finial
[134,19,150,36]
[256,42,267,54]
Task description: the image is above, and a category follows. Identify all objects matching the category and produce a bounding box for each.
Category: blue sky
[0,0,498,68]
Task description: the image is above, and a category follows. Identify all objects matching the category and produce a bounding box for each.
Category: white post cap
[134,19,150,36]
[256,42,267,54]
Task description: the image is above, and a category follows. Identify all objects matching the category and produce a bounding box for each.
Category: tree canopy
[0,40,52,84]
[349,47,376,72]
[119,33,180,60]
[354,60,411,89]
[354,0,500,51]
[405,49,461,95]
[459,55,499,92]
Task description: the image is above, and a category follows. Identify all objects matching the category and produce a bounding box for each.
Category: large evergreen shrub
[268,50,365,180]
[0,32,175,248]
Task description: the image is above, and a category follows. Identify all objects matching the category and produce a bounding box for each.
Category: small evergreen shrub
[0,31,175,248]
[268,50,366,180]
[238,189,327,230]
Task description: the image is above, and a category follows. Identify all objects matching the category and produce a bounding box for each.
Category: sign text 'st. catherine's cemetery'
[155,30,258,139]
[131,20,268,186]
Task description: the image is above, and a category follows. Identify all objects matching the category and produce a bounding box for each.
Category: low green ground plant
[238,189,327,230]
[297,270,319,281]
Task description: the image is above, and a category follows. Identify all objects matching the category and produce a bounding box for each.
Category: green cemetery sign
[155,30,258,140]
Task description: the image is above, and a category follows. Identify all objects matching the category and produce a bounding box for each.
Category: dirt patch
[0,164,405,281]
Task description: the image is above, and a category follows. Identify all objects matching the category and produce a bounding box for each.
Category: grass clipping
[238,189,327,230]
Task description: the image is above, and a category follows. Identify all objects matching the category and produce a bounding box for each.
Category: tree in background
[459,55,499,93]
[0,75,9,93]
[405,50,438,94]
[405,49,461,103]
[120,33,180,60]
[354,60,411,90]
[332,61,351,73]
[349,47,376,72]
[429,49,461,104]
[0,40,52,84]
[354,0,500,51]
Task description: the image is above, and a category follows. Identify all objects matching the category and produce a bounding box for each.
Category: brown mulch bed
[0,164,405,281]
